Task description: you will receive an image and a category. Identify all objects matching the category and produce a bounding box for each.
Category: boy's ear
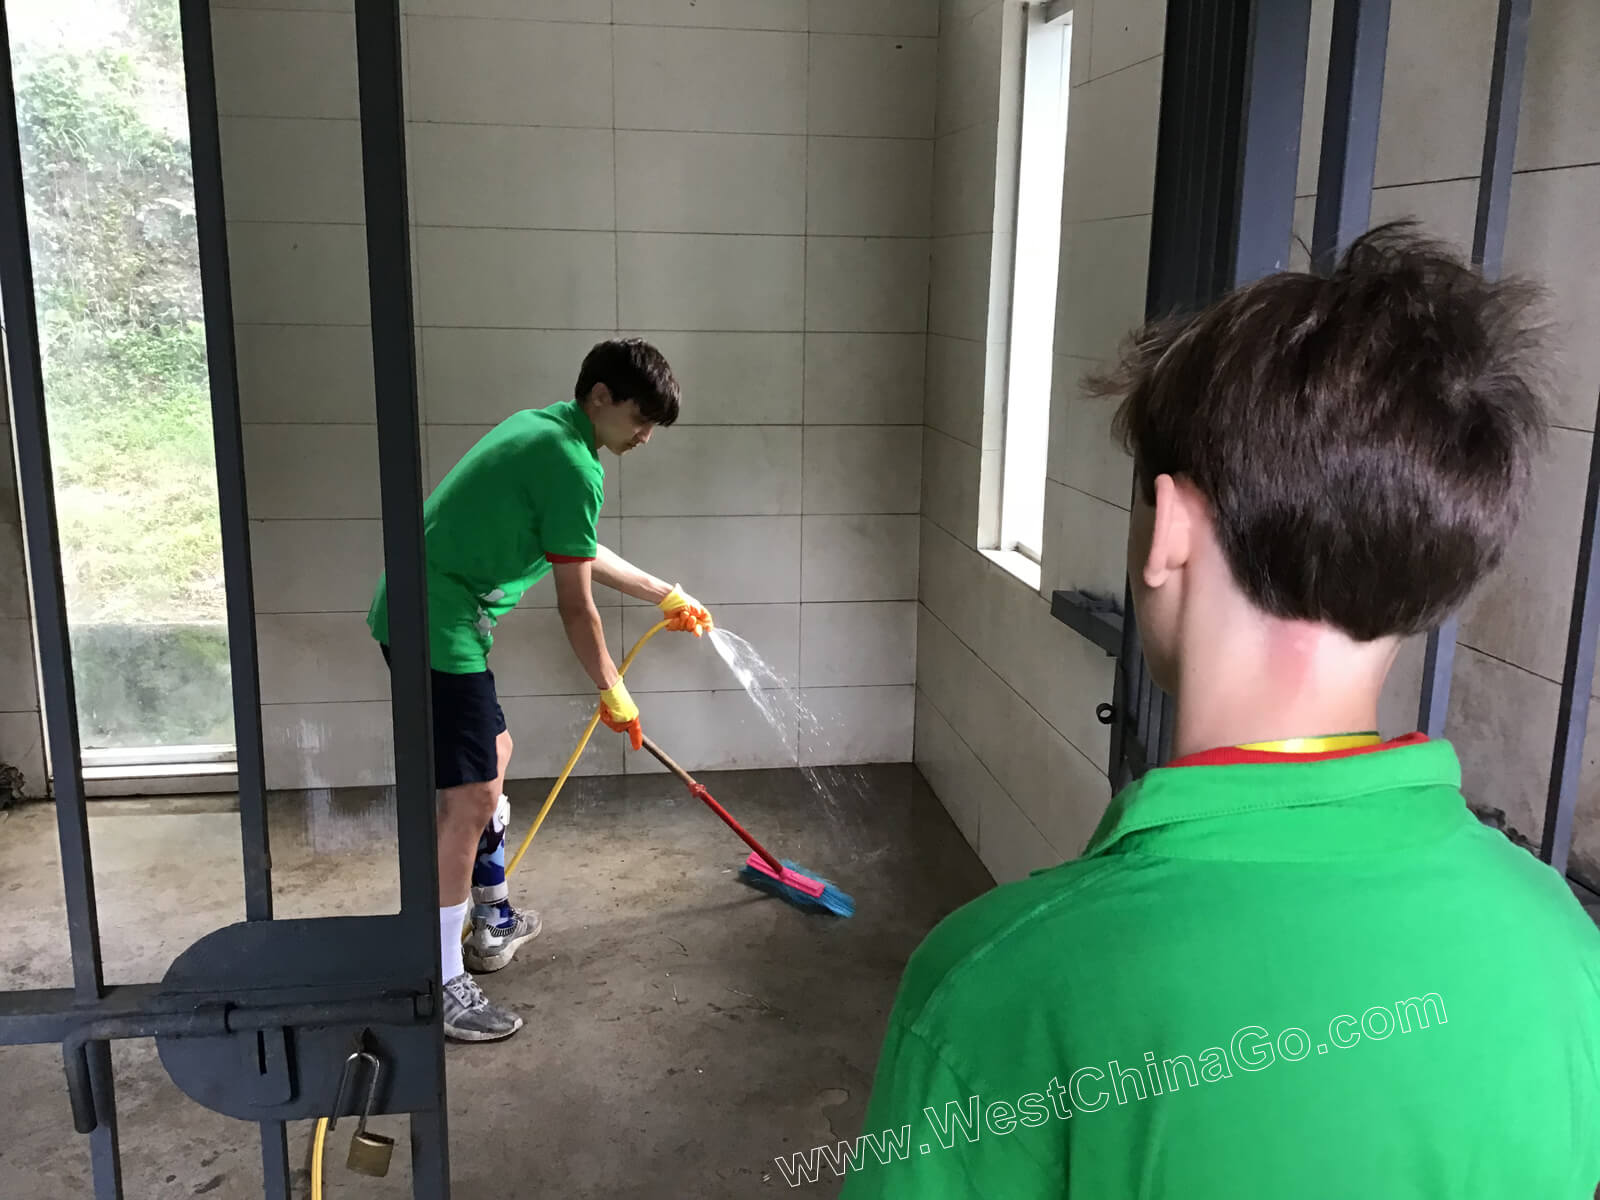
[1142,473,1193,589]
[586,382,613,407]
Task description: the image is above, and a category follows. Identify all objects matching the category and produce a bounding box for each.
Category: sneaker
[442,973,522,1042]
[463,907,542,974]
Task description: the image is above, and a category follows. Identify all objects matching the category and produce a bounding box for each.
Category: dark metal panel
[1049,590,1123,656]
[352,3,450,1193]
[0,10,120,1194]
[1231,0,1313,283]
[1417,0,1531,737]
[176,0,273,927]
[1310,0,1391,270]
[1542,393,1600,874]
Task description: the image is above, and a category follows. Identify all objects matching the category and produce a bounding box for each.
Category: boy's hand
[598,679,643,751]
[659,585,713,637]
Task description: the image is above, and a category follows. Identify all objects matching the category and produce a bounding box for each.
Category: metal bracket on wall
[1049,590,1124,657]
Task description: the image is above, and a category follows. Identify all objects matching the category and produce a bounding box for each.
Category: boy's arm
[553,560,642,749]
[593,545,713,635]
[591,545,672,605]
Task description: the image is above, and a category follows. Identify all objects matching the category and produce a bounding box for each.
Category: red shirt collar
[1167,732,1429,769]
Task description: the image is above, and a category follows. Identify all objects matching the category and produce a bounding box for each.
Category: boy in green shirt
[368,339,712,1042]
[836,225,1600,1197]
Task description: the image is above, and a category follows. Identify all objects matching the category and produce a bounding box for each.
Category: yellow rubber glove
[659,585,713,637]
[598,679,643,750]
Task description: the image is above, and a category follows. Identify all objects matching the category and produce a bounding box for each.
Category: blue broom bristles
[738,858,855,918]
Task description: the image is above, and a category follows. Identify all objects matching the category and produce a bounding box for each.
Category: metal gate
[0,2,451,1196]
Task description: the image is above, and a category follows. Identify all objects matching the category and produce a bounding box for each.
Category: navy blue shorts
[379,644,506,790]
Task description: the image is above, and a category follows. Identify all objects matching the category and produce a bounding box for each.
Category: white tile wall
[236,326,376,424]
[1515,0,1600,173]
[1372,0,1499,188]
[228,223,371,326]
[623,689,797,773]
[803,426,923,514]
[618,234,805,331]
[407,17,613,127]
[806,138,934,237]
[810,0,939,38]
[630,332,805,424]
[219,118,364,224]
[1049,354,1131,504]
[619,517,802,604]
[621,603,800,694]
[932,120,1001,237]
[418,228,617,328]
[501,694,625,778]
[0,711,45,796]
[809,36,938,139]
[804,334,926,425]
[913,690,985,846]
[259,614,391,705]
[263,701,394,791]
[0,522,29,620]
[1053,215,1152,360]
[421,329,611,423]
[212,10,358,119]
[927,233,996,341]
[1086,0,1165,79]
[612,0,807,30]
[979,783,1065,883]
[935,2,1003,137]
[923,334,989,448]
[1041,481,1129,598]
[616,132,807,235]
[489,606,623,697]
[801,602,917,686]
[252,520,386,614]
[921,428,980,543]
[618,426,803,516]
[801,515,921,601]
[243,425,380,520]
[409,125,615,229]
[800,685,915,764]
[805,238,932,334]
[403,0,610,19]
[1061,55,1162,223]
[613,27,808,134]
[0,620,36,712]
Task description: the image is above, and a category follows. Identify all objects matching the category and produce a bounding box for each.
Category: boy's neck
[1170,615,1398,760]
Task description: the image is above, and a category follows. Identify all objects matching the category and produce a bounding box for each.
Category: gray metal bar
[1231,0,1313,283]
[1541,393,1600,874]
[1417,0,1531,736]
[1310,0,1390,270]
[352,3,450,1194]
[0,10,120,1193]
[176,0,272,927]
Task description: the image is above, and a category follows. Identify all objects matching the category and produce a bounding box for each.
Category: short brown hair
[1093,221,1548,641]
[575,338,681,425]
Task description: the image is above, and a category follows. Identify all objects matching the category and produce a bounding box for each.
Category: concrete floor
[0,764,994,1198]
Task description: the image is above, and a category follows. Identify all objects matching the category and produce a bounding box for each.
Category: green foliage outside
[13,0,231,748]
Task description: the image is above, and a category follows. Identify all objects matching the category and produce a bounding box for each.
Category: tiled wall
[0,408,44,796]
[215,0,934,790]
[914,0,1136,884]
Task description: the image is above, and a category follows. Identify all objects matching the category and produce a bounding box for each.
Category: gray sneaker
[442,973,522,1042]
[464,908,542,974]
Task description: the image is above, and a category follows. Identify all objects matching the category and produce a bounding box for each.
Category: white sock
[440,900,468,984]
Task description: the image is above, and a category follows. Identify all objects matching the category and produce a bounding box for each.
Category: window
[999,1,1073,570]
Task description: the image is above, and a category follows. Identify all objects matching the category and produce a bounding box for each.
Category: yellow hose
[311,620,672,1199]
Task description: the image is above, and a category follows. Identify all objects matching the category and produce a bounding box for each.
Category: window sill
[981,548,1043,591]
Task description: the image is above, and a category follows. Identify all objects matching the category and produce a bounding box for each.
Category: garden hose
[310,620,672,1198]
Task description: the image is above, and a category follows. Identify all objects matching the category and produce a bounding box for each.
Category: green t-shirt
[367,400,604,673]
[833,739,1600,1198]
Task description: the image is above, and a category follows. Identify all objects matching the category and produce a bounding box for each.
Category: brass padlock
[329,1048,395,1178]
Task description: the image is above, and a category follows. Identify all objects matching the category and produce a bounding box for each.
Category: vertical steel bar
[1310,0,1391,270]
[352,3,450,1194]
[1417,0,1531,736]
[1231,0,1313,284]
[177,0,273,926]
[0,8,120,1193]
[1541,394,1600,874]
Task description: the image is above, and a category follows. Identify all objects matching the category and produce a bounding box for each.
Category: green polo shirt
[834,739,1600,1198]
[367,400,604,673]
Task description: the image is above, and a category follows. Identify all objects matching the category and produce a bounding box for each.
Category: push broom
[639,734,854,918]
